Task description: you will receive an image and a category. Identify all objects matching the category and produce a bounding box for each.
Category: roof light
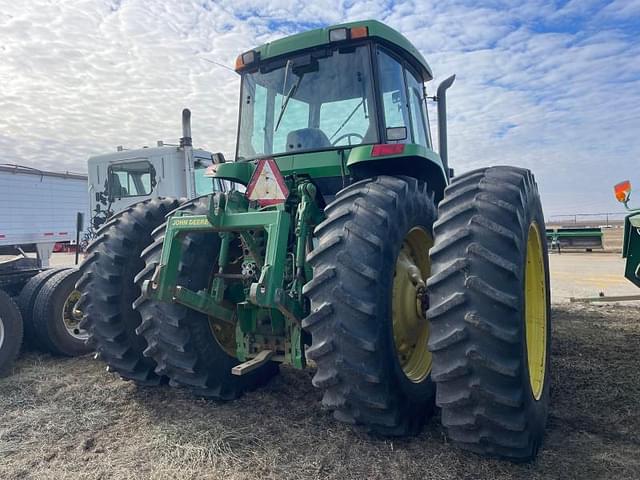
[614,180,632,203]
[350,26,368,39]
[235,50,258,71]
[371,144,405,157]
[329,28,348,42]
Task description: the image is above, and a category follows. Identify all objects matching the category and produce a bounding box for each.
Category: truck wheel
[76,198,181,385]
[18,267,69,348]
[303,176,437,435]
[0,289,23,377]
[427,166,551,461]
[134,196,279,400]
[31,268,91,356]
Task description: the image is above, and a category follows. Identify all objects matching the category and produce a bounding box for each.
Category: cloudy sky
[1,0,639,217]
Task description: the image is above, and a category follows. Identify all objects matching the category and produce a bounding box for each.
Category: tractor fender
[346,144,449,202]
[208,161,255,186]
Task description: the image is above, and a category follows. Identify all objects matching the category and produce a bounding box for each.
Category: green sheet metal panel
[252,20,433,81]
[622,213,640,287]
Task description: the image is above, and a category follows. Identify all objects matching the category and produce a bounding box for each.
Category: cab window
[107,160,155,198]
[194,158,224,196]
[377,48,410,143]
[320,97,372,146]
[405,68,430,148]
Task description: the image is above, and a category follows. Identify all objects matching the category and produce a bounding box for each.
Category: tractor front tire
[303,176,438,435]
[76,198,181,385]
[134,196,279,400]
[427,166,551,461]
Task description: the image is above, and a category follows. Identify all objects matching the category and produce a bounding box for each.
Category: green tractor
[614,181,640,288]
[78,20,551,460]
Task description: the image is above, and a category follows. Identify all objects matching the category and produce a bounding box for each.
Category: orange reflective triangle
[246,158,289,206]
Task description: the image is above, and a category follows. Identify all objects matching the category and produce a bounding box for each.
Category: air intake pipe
[436,75,456,177]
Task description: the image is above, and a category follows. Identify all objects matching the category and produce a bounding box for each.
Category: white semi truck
[86,109,224,235]
[0,108,224,376]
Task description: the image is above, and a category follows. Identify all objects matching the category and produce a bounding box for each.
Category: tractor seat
[286,128,331,152]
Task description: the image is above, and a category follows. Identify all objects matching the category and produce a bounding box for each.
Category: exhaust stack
[436,75,456,177]
[180,108,192,147]
[180,108,196,198]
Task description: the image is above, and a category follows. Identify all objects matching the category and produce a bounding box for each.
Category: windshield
[194,158,224,195]
[237,44,378,160]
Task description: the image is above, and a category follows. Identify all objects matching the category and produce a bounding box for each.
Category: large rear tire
[134,196,279,400]
[303,176,437,435]
[427,166,551,461]
[76,198,181,385]
[0,289,23,377]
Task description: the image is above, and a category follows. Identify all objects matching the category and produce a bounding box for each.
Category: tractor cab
[212,20,453,201]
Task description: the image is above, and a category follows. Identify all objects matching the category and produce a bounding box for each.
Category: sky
[0,0,639,218]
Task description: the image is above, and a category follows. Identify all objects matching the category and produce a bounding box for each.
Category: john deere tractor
[78,20,551,460]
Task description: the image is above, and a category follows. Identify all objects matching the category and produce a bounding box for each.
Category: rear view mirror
[212,152,226,164]
[614,180,631,204]
[386,126,407,141]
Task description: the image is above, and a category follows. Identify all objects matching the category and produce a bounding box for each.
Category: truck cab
[86,110,225,231]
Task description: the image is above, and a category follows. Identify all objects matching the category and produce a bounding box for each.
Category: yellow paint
[172,217,209,227]
[392,227,433,383]
[525,222,547,400]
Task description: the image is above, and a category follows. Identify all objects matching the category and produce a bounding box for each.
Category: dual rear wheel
[77,168,550,461]
[304,170,550,460]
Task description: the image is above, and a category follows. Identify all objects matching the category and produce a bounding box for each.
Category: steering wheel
[332,132,364,146]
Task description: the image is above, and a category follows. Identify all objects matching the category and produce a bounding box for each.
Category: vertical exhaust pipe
[180,108,192,147]
[437,75,456,177]
[180,108,196,198]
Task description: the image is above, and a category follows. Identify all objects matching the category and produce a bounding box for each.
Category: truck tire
[427,166,551,461]
[302,176,437,435]
[18,267,69,348]
[0,289,23,377]
[134,196,279,400]
[76,198,181,385]
[31,268,90,356]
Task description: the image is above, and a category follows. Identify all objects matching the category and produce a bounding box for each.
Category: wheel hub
[525,222,547,400]
[0,315,5,349]
[62,290,88,340]
[392,227,433,383]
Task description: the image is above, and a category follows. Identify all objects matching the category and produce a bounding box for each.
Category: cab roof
[251,19,433,81]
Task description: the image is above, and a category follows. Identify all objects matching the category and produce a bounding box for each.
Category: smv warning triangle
[245,158,290,206]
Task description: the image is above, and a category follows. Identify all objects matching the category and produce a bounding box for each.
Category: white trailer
[0,164,88,267]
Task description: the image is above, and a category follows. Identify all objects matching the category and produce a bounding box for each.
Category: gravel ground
[1,302,639,480]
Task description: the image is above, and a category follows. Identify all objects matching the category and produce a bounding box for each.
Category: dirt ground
[1,256,640,479]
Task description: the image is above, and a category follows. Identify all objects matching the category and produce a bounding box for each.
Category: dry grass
[1,303,639,479]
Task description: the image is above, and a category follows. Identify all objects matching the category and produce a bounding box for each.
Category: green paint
[252,20,433,81]
[622,212,640,288]
[346,143,447,178]
[147,20,450,372]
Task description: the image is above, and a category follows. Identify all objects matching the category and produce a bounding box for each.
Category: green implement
[614,180,640,287]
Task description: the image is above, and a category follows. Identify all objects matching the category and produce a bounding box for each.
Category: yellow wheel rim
[209,316,237,356]
[392,227,433,383]
[525,222,547,400]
